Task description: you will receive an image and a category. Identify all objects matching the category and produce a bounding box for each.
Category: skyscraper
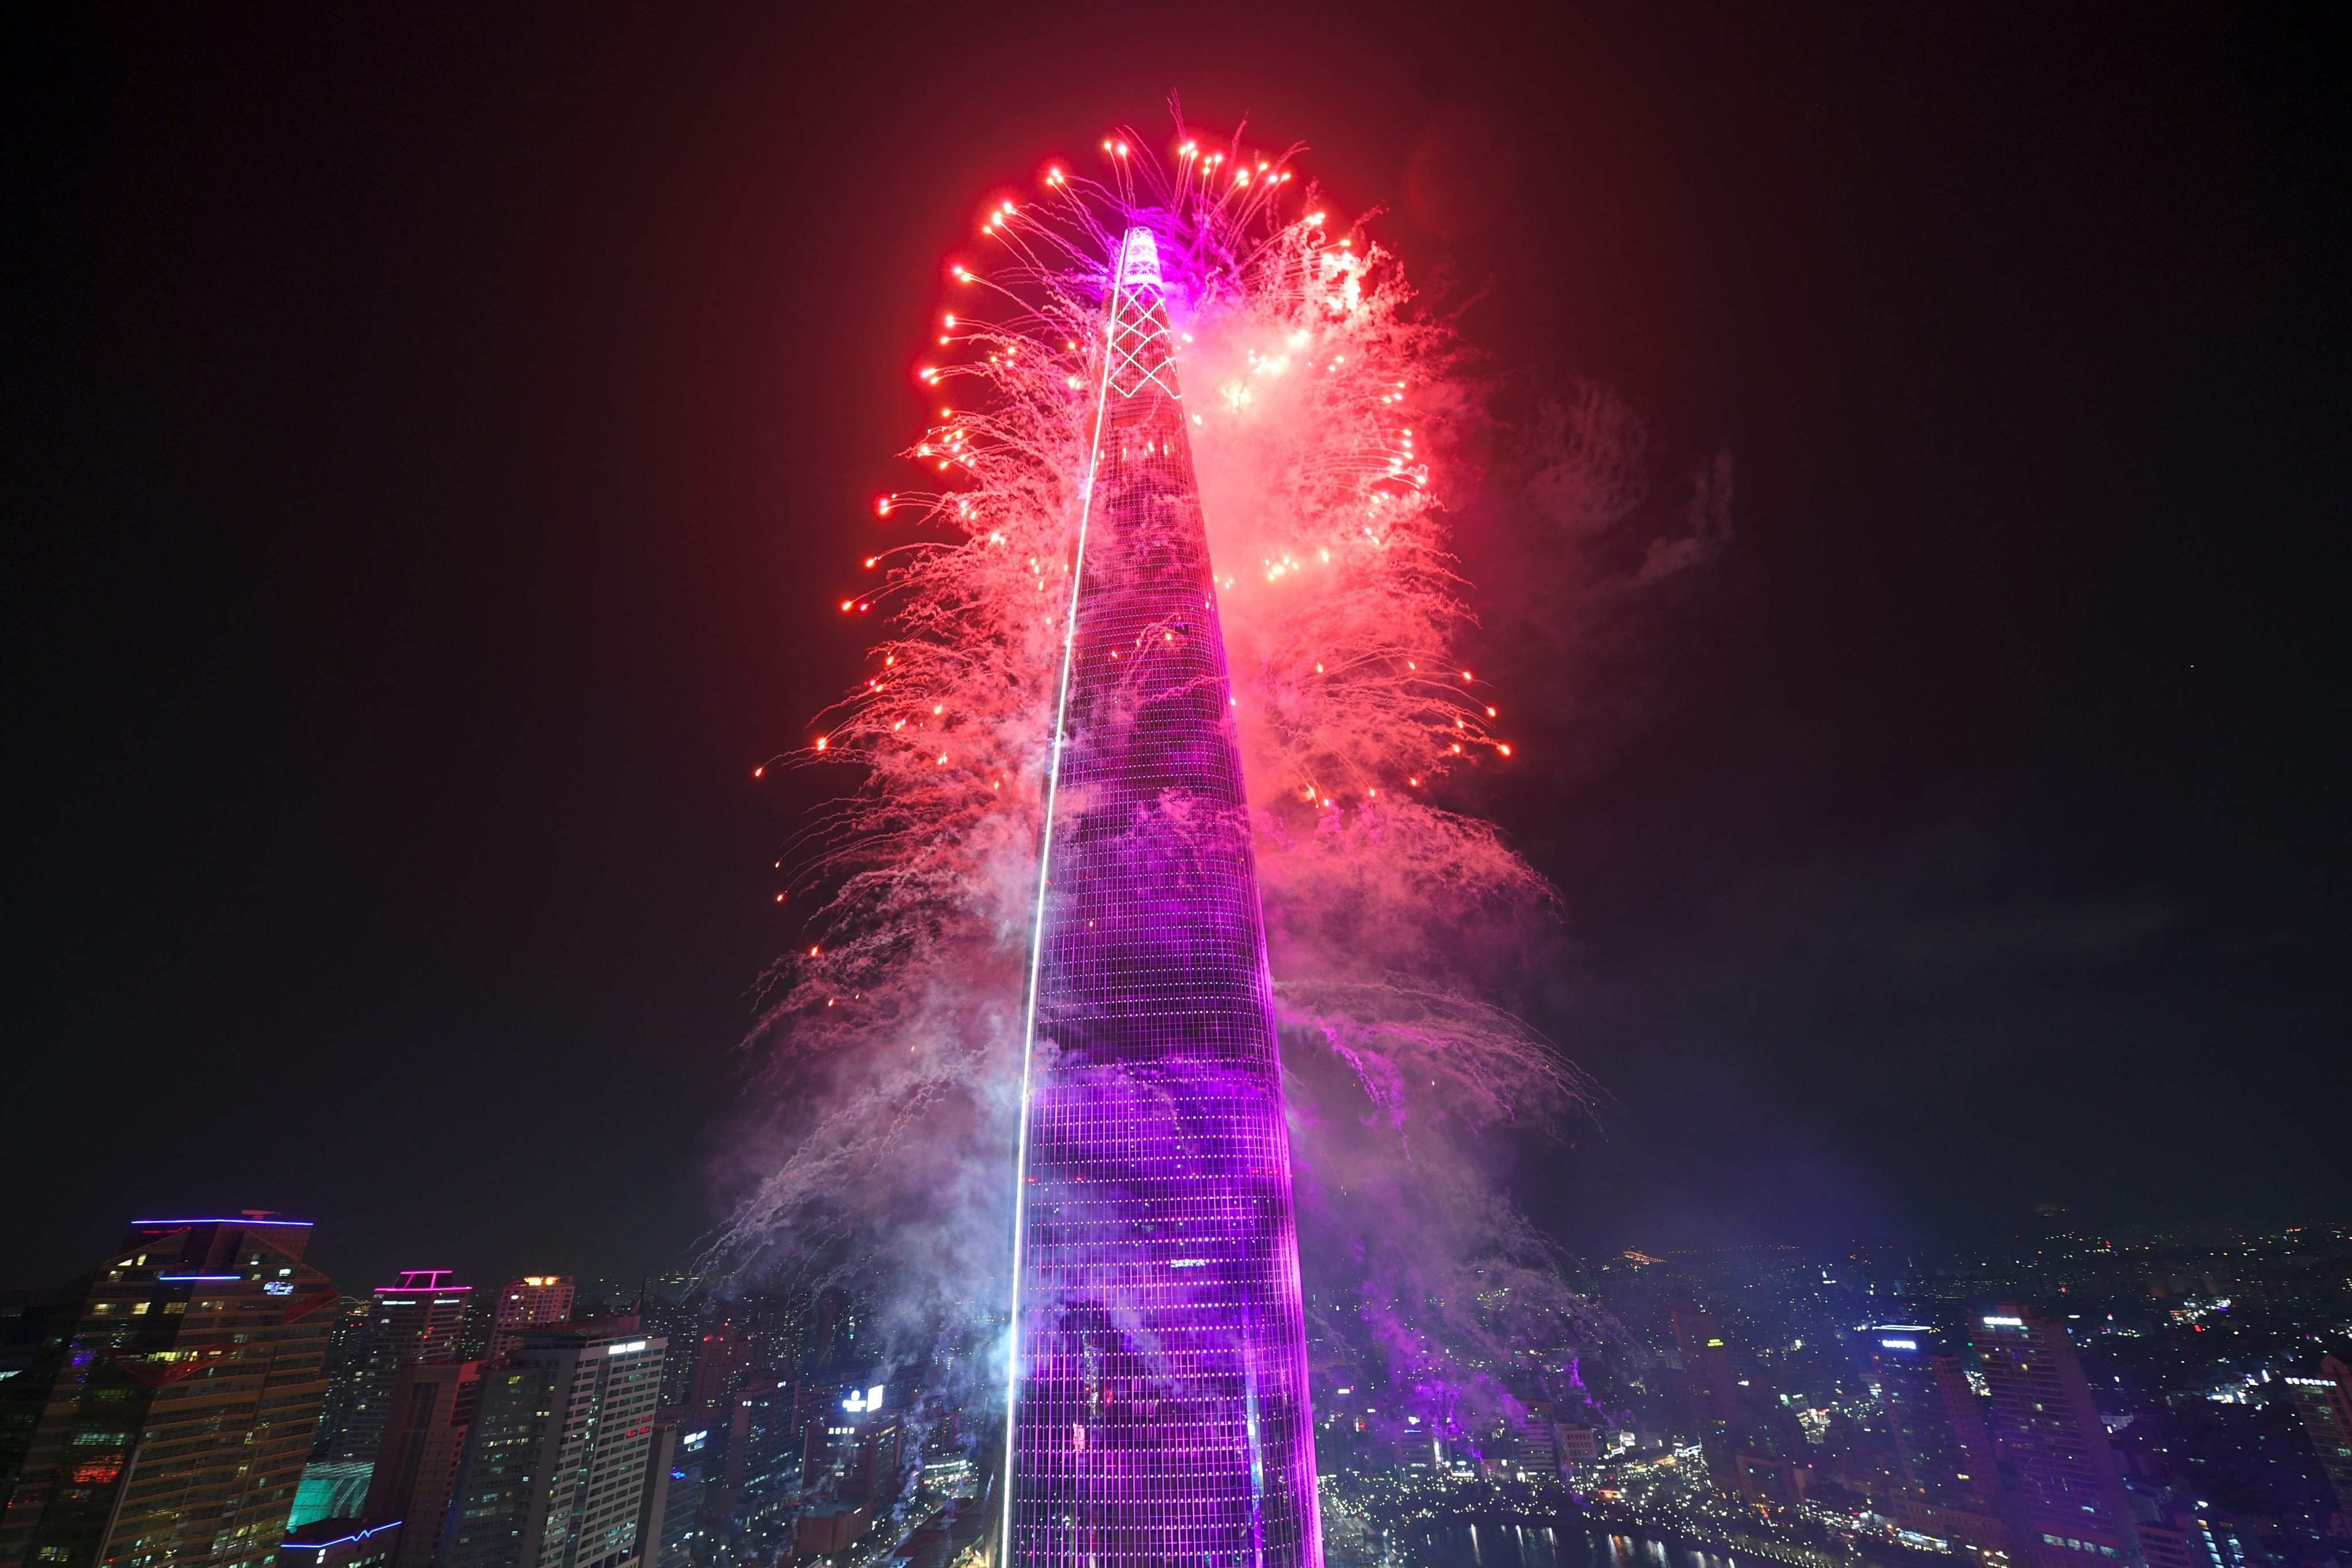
[0,1215,337,1568]
[1869,1326,2007,1553]
[2284,1355,2352,1525]
[489,1279,576,1360]
[1969,1307,2141,1568]
[360,1359,484,1568]
[1871,1327,1992,1501]
[0,1292,80,1513]
[683,1328,751,1420]
[652,1427,708,1568]
[714,1377,793,1528]
[305,1298,376,1486]
[627,1425,675,1568]
[442,1330,666,1568]
[336,1273,472,1474]
[1003,225,1320,1566]
[800,1384,896,1507]
[1670,1305,1740,1490]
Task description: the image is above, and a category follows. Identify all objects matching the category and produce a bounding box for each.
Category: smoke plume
[709,121,1725,1467]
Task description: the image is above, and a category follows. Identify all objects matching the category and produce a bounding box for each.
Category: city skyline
[10,6,2347,1300]
[6,5,2348,1566]
[7,1210,2347,1568]
[5,0,2347,1440]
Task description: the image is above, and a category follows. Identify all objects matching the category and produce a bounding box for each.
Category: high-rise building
[710,1377,794,1531]
[0,1215,337,1568]
[628,1425,675,1568]
[683,1328,751,1420]
[801,1384,899,1507]
[1004,225,1320,1565]
[1870,1326,2007,1553]
[489,1280,575,1360]
[360,1360,483,1568]
[842,1416,902,1509]
[1662,1307,1806,1506]
[1970,1307,2141,1568]
[306,1299,375,1473]
[652,1426,708,1568]
[795,1289,849,1379]
[632,1301,698,1413]
[1872,1326,1994,1503]
[2284,1354,2352,1524]
[1671,1306,1740,1489]
[335,1274,472,1474]
[442,1330,665,1568]
[0,1292,80,1512]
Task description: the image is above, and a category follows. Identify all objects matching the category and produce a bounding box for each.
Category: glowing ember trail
[718,121,1607,1539]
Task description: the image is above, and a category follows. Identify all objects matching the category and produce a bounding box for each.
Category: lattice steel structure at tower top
[1003,226,1323,1566]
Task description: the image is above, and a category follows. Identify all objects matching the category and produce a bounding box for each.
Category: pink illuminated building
[337,1272,470,1469]
[1003,226,1320,1566]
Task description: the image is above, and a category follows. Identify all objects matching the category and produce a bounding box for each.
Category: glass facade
[0,1219,336,1568]
[1007,226,1322,1566]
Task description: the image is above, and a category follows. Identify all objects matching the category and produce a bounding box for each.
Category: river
[1405,1525,1749,1568]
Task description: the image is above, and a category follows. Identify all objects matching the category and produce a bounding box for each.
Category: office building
[653,1426,708,1568]
[334,1273,472,1474]
[1870,1326,2007,1552]
[684,1328,752,1420]
[628,1426,676,1568]
[798,1384,905,1526]
[1970,1307,2142,1568]
[0,1293,80,1513]
[489,1279,575,1360]
[2283,1354,2352,1523]
[631,1302,698,1413]
[1671,1305,1741,1489]
[308,1299,374,1471]
[443,1330,665,1568]
[0,1215,336,1568]
[361,1359,484,1568]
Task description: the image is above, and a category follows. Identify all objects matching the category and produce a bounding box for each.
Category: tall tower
[1004,226,1322,1566]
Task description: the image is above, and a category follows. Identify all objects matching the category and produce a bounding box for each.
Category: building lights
[1003,225,1319,1564]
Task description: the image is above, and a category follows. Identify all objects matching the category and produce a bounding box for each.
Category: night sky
[6,5,2345,1295]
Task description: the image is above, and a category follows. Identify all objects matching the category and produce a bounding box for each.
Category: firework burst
[717,119,1605,1450]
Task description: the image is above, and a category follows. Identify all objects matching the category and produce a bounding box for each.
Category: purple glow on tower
[1005,226,1322,1565]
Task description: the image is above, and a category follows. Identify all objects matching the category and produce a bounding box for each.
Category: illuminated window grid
[1008,228,1323,1567]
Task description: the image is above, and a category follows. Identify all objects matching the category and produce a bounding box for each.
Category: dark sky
[6,4,2346,1294]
